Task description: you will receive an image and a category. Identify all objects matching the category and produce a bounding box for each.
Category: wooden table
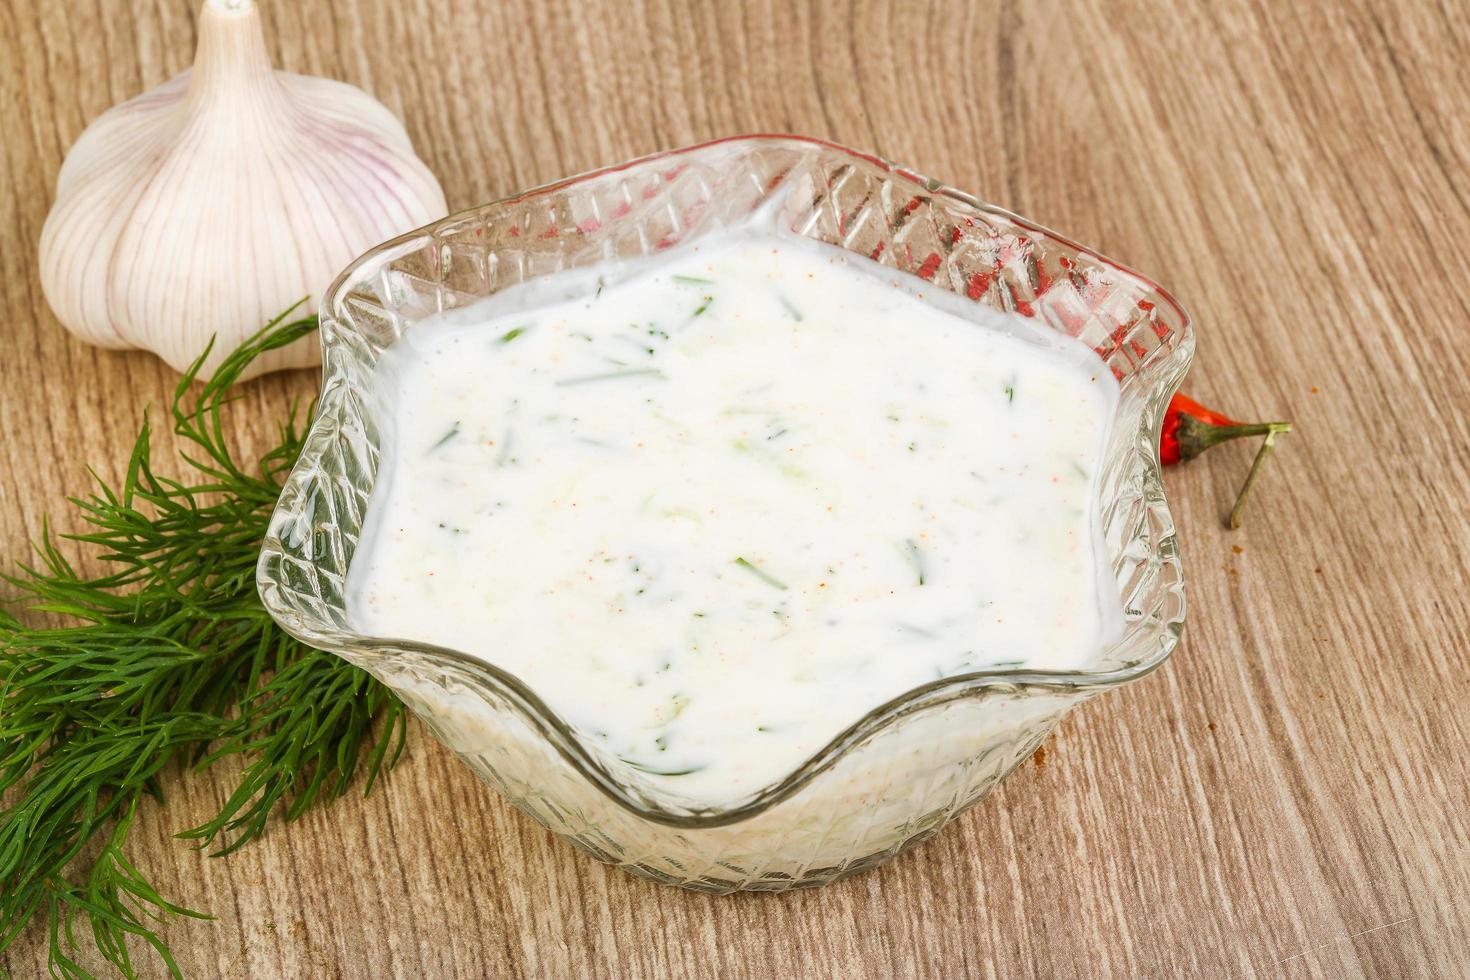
[3,1,1468,976]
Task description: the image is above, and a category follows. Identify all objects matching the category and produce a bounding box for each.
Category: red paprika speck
[966,272,991,299]
[916,252,942,280]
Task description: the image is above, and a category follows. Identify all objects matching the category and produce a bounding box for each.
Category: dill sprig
[0,309,404,979]
[732,556,788,591]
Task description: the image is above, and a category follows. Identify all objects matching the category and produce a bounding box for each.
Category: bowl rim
[259,133,1194,828]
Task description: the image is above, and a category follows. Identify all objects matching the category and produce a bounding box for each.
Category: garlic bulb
[39,0,447,380]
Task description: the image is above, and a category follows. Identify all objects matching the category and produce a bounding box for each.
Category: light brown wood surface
[3,0,1469,976]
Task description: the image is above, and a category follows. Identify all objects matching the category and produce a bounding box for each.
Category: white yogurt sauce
[347,234,1121,801]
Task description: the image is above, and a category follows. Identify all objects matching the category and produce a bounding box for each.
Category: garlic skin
[39,0,448,380]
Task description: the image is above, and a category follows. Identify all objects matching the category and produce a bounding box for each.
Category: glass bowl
[257,135,1194,892]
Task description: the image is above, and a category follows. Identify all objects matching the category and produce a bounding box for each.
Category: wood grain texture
[3,0,1468,976]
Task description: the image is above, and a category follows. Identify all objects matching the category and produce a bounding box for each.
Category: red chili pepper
[1161,393,1291,528]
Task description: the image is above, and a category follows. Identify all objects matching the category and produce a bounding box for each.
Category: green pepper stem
[1227,423,1292,529]
[1177,415,1289,461]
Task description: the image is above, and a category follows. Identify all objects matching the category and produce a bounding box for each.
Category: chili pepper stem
[1227,422,1292,529]
[1176,415,1287,461]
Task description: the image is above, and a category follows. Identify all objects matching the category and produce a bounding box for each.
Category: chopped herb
[693,296,714,316]
[429,422,460,451]
[1004,385,1015,403]
[496,326,529,344]
[672,274,714,285]
[556,368,666,386]
[778,460,808,481]
[618,757,705,777]
[654,734,669,752]
[766,427,789,441]
[778,294,804,321]
[733,556,788,591]
[496,428,514,466]
[905,538,927,585]
[1071,461,1089,480]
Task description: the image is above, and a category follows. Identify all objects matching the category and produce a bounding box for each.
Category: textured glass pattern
[258,136,1194,892]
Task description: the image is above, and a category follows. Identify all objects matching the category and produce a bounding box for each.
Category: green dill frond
[0,309,404,979]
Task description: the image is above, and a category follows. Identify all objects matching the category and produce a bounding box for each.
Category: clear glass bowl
[257,135,1194,892]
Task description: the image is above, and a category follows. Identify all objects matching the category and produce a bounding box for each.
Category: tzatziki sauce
[347,234,1122,801]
